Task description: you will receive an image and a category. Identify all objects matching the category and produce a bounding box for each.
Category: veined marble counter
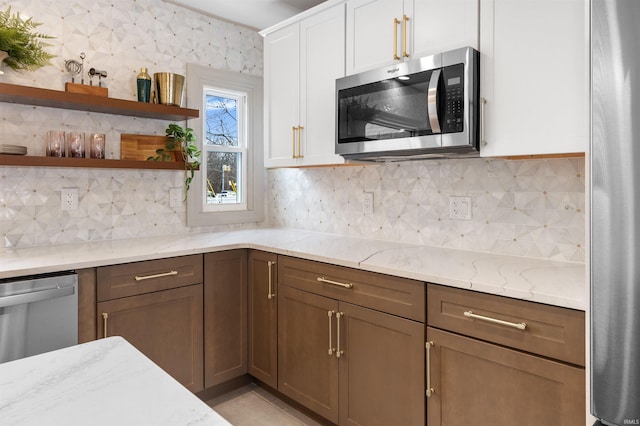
[0,336,229,426]
[0,228,586,310]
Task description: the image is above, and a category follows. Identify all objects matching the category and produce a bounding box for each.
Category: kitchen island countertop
[0,336,229,426]
[0,228,586,310]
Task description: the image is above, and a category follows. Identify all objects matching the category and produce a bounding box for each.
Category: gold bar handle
[463,310,527,330]
[267,260,276,300]
[102,312,109,338]
[426,341,434,397]
[317,277,353,289]
[328,310,335,355]
[402,15,410,58]
[292,126,298,158]
[336,312,344,358]
[480,97,487,146]
[393,18,401,60]
[134,270,178,281]
[297,125,304,158]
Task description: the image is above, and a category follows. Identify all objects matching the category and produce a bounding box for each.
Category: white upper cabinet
[479,0,589,157]
[346,0,479,75]
[263,4,345,167]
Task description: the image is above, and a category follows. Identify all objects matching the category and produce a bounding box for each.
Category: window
[186,64,264,226]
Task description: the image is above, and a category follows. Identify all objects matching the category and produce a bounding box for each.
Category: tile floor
[206,383,325,426]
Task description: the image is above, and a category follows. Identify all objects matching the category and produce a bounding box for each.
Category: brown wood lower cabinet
[248,250,278,388]
[203,250,248,388]
[426,327,585,426]
[278,285,425,426]
[97,284,204,392]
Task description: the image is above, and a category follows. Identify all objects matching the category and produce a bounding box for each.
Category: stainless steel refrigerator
[592,1,640,425]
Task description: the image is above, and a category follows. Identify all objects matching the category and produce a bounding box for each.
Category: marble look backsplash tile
[267,157,585,262]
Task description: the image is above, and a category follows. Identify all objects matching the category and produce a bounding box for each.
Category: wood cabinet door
[248,250,278,388]
[426,327,585,426]
[264,23,301,167]
[97,284,204,392]
[203,250,247,388]
[339,302,425,426]
[278,285,340,424]
[479,0,588,157]
[299,4,345,166]
[346,0,404,74]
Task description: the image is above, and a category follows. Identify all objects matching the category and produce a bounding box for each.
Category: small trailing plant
[148,123,201,194]
[0,7,55,71]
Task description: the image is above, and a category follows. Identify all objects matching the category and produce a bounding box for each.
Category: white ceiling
[164,0,327,30]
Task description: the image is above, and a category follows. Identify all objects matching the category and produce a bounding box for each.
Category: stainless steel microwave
[335,47,480,161]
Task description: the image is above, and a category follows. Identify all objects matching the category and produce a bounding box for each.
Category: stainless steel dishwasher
[0,272,78,363]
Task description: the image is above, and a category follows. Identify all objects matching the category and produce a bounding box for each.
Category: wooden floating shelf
[0,82,199,121]
[0,155,189,171]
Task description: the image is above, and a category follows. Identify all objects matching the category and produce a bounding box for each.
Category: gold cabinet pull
[102,312,109,338]
[336,312,344,358]
[402,15,410,58]
[463,310,527,330]
[480,97,488,146]
[292,126,298,158]
[426,341,434,397]
[297,125,304,158]
[393,18,401,60]
[267,260,276,300]
[134,270,178,281]
[328,310,335,355]
[317,277,353,289]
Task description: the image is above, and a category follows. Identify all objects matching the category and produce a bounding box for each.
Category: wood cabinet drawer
[427,284,585,366]
[278,256,425,322]
[97,255,203,301]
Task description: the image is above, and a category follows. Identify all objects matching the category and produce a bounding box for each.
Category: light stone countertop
[0,336,230,426]
[0,228,586,310]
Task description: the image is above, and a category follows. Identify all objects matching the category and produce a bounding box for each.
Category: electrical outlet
[169,187,183,208]
[363,192,374,215]
[61,188,78,211]
[449,196,472,220]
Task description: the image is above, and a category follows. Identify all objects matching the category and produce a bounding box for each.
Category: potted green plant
[148,123,201,193]
[0,7,55,73]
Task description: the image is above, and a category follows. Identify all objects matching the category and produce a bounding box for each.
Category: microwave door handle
[427,69,442,134]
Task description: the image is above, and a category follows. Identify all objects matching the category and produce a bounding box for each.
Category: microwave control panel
[442,64,465,134]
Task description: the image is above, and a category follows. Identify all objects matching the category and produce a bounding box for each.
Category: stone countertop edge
[0,228,586,311]
[0,336,230,426]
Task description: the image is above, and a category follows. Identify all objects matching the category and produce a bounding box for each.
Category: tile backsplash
[0,0,585,262]
[267,157,585,262]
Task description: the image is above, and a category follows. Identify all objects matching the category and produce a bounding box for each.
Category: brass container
[154,72,185,107]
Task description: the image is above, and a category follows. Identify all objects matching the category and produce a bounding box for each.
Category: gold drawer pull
[102,312,109,338]
[317,277,353,289]
[463,310,527,331]
[267,261,276,300]
[134,270,178,281]
[328,310,335,356]
[425,341,434,397]
[336,312,344,358]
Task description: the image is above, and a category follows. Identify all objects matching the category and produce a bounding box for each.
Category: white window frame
[202,87,247,213]
[186,64,264,226]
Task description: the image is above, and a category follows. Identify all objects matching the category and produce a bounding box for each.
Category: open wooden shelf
[0,155,187,170]
[0,82,199,121]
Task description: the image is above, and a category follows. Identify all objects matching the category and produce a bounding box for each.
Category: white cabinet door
[346,0,404,74]
[299,5,346,166]
[264,25,300,167]
[479,0,588,157]
[411,0,479,59]
[346,0,479,75]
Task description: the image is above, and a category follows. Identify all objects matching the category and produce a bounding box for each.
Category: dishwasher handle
[0,285,75,308]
